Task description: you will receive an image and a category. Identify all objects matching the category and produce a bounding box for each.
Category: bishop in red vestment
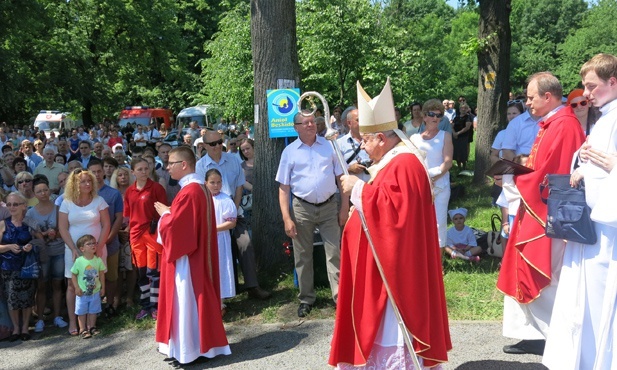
[154,147,230,364]
[330,79,451,369]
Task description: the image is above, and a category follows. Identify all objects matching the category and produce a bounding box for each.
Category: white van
[33,110,74,138]
[176,105,220,130]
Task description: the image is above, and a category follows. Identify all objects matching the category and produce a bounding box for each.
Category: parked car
[162,128,190,148]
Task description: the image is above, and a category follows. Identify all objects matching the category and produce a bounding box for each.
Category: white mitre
[356,77,429,173]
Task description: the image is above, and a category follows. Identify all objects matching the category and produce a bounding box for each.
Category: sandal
[81,330,92,339]
[89,327,100,336]
[69,329,79,336]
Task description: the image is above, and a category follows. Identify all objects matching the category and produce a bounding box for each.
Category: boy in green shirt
[71,234,106,339]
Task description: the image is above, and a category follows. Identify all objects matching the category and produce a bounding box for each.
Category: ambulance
[176,105,220,129]
[33,110,74,138]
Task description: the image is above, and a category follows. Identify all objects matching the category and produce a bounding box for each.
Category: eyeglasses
[425,111,444,118]
[5,202,24,207]
[205,139,223,147]
[294,120,315,126]
[17,179,32,185]
[570,100,588,109]
[167,161,184,167]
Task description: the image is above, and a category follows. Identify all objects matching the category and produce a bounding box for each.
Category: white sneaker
[34,319,44,333]
[53,316,68,328]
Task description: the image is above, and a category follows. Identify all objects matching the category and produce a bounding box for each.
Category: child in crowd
[445,208,481,262]
[205,169,237,314]
[71,234,106,339]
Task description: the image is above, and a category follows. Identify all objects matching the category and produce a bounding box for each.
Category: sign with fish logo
[267,88,300,138]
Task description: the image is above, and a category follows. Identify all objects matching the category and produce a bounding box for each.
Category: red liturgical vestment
[497,107,585,303]
[329,151,451,368]
[156,182,229,355]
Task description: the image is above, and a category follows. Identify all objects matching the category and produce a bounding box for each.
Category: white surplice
[543,99,617,370]
[158,256,231,363]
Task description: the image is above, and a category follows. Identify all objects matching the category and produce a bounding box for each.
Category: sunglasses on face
[425,111,444,118]
[205,139,223,147]
[17,179,32,185]
[570,100,588,109]
[5,202,24,207]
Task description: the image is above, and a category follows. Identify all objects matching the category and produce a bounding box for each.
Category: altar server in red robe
[154,146,230,365]
[497,72,585,355]
[329,78,451,369]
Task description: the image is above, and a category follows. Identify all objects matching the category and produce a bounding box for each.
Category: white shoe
[34,319,44,333]
[53,316,68,328]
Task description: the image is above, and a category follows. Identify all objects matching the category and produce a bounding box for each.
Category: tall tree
[473,0,511,185]
[250,0,301,270]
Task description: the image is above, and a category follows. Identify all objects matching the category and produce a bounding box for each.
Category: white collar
[179,173,203,188]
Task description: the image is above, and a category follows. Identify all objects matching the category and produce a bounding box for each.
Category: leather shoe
[503,339,545,355]
[298,303,312,318]
[247,287,271,300]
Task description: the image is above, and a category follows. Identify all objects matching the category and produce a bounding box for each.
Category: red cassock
[155,182,229,352]
[497,107,585,303]
[329,153,451,368]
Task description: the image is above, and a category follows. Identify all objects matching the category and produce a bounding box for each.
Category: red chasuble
[497,107,585,303]
[329,153,451,368]
[155,182,228,352]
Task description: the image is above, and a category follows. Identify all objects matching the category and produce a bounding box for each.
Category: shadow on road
[184,328,309,368]
[455,360,547,369]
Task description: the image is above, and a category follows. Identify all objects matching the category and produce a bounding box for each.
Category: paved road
[1,320,547,369]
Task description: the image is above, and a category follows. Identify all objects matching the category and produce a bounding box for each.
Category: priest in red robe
[497,72,585,355]
[154,146,230,365]
[330,78,451,369]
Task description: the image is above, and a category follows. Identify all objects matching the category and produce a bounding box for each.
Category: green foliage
[509,0,588,91]
[296,0,378,106]
[199,2,253,120]
[556,0,617,91]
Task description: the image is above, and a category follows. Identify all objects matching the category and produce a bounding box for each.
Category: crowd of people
[1,53,616,369]
[0,116,268,347]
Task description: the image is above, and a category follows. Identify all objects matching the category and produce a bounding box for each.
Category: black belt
[292,194,334,207]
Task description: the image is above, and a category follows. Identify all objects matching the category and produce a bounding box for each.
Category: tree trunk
[250,0,301,272]
[474,0,511,185]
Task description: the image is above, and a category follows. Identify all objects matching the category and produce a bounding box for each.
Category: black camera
[359,160,372,174]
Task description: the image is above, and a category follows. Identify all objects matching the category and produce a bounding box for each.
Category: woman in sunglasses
[567,88,599,136]
[410,99,453,250]
[0,192,36,341]
[15,172,37,207]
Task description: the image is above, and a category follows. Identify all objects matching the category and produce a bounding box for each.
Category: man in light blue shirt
[276,111,347,318]
[501,110,541,160]
[336,109,370,182]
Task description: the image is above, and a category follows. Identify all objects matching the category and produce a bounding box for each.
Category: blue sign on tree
[267,88,300,138]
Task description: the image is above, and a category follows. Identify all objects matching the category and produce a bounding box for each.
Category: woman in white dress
[543,54,617,370]
[410,99,453,249]
[58,168,110,336]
